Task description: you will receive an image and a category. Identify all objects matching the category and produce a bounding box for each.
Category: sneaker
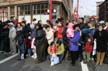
[21,54,24,60]
[50,62,54,66]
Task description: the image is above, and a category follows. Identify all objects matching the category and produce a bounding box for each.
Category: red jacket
[50,45,57,54]
[84,41,93,53]
[25,38,31,48]
[56,26,64,39]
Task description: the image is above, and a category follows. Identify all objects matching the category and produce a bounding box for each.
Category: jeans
[18,42,25,55]
[58,54,64,62]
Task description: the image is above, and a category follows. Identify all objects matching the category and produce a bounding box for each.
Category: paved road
[0,55,108,71]
[0,56,81,71]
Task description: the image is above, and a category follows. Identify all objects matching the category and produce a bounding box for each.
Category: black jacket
[94,30,107,52]
[35,28,47,47]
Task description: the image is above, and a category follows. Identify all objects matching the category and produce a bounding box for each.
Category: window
[18,4,48,15]
[0,7,8,21]
[19,5,30,15]
[10,6,14,16]
[33,4,48,15]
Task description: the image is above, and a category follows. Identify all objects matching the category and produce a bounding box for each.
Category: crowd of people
[0,17,108,66]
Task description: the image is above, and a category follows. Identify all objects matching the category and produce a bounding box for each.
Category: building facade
[98,0,108,22]
[96,1,103,18]
[0,0,73,23]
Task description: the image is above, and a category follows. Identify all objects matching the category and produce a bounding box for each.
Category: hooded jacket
[69,30,80,51]
[45,28,54,45]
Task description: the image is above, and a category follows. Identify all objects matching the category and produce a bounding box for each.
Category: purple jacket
[69,30,80,51]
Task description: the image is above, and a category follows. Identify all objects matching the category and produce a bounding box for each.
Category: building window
[19,5,30,15]
[33,4,48,15]
[0,7,8,21]
[10,6,14,16]
[18,4,48,16]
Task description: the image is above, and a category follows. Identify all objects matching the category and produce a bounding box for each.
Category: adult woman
[34,23,48,63]
[68,24,80,66]
[16,23,25,59]
[0,23,10,52]
[94,24,107,65]
[44,25,54,45]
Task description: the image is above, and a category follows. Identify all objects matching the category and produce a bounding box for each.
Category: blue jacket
[69,30,80,51]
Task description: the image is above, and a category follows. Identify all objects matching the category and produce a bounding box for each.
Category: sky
[73,0,105,17]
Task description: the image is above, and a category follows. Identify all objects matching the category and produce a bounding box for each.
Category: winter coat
[69,30,80,51]
[48,44,65,55]
[25,37,32,48]
[66,23,74,38]
[16,28,24,45]
[35,28,48,61]
[84,41,93,53]
[0,27,10,52]
[35,28,48,48]
[45,28,54,45]
[94,30,107,52]
[22,24,31,39]
[48,45,57,55]
[56,44,65,55]
[62,27,69,47]
[89,28,97,37]
[9,27,16,39]
[56,26,64,39]
[0,24,3,40]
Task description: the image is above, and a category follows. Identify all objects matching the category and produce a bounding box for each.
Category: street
[0,0,108,71]
[0,55,108,71]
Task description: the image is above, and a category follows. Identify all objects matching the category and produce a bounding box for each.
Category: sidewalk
[0,51,12,61]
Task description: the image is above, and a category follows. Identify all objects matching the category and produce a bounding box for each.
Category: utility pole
[49,0,52,22]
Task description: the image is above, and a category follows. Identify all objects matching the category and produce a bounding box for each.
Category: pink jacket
[66,23,74,38]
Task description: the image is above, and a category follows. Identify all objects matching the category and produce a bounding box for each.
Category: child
[25,35,33,57]
[66,23,74,38]
[48,42,59,66]
[31,38,37,59]
[83,36,93,63]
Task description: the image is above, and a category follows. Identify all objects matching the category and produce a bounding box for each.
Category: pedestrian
[34,23,48,63]
[48,42,59,66]
[44,25,54,45]
[62,22,70,60]
[83,35,93,63]
[68,24,80,66]
[16,23,25,59]
[0,22,10,52]
[31,38,37,59]
[66,23,74,38]
[46,20,53,28]
[22,22,32,58]
[94,24,108,65]
[56,39,65,63]
[55,20,64,42]
[0,21,3,51]
[30,19,37,59]
[8,22,16,54]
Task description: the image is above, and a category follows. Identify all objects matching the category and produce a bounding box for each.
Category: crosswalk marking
[81,61,89,71]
